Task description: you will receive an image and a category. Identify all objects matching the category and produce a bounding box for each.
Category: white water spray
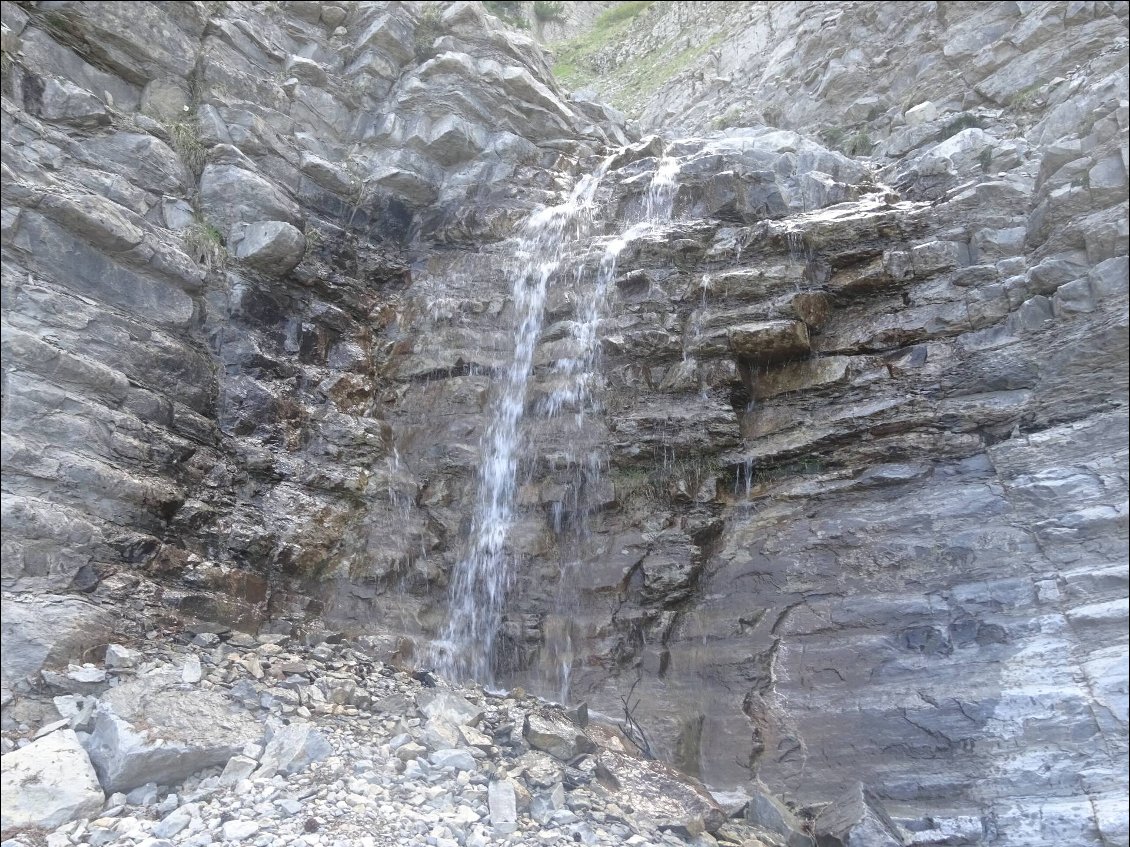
[537,154,684,700]
[435,151,684,687]
[434,162,611,682]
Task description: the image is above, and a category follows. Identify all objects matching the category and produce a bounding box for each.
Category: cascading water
[434,151,684,689]
[546,156,683,419]
[434,162,611,682]
[536,155,684,701]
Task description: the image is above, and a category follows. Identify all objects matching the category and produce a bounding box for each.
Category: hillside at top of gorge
[1,2,1127,847]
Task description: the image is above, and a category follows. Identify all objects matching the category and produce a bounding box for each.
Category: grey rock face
[1,0,621,634]
[0,2,1126,845]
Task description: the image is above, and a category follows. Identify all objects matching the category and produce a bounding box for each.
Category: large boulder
[727,320,811,361]
[523,707,596,761]
[595,749,727,835]
[229,220,306,277]
[83,669,264,793]
[254,721,332,777]
[746,783,815,847]
[1,594,113,695]
[198,161,302,235]
[488,779,519,833]
[1,728,104,832]
[417,689,485,727]
[814,783,907,847]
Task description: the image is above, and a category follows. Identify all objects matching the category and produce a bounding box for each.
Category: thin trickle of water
[785,230,809,261]
[734,456,755,498]
[645,156,681,222]
[683,272,712,362]
[434,161,612,683]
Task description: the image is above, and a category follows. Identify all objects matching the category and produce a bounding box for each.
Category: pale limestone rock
[84,670,264,793]
[229,220,306,277]
[0,728,104,832]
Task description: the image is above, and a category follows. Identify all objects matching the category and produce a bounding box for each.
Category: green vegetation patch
[553,11,722,118]
[167,119,206,176]
[533,1,567,23]
[182,220,226,271]
[817,126,873,157]
[594,0,654,27]
[414,5,446,60]
[612,451,722,512]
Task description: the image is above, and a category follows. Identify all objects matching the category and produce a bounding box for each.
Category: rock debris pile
[0,611,895,847]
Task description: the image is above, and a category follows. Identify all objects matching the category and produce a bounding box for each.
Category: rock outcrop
[1,3,1126,847]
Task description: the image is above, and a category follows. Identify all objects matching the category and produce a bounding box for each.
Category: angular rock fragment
[84,670,264,793]
[488,779,518,832]
[814,783,907,847]
[746,784,815,846]
[0,728,104,831]
[595,749,727,834]
[417,689,485,727]
[229,220,306,277]
[429,747,478,771]
[255,721,333,777]
[728,320,811,361]
[523,707,596,761]
[1,595,113,692]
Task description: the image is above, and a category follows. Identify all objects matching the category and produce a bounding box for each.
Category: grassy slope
[549,1,723,118]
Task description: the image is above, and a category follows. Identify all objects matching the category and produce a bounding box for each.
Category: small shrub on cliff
[182,220,226,271]
[167,119,206,176]
[712,107,744,131]
[843,129,873,156]
[533,1,567,23]
[1009,83,1044,112]
[612,452,721,511]
[819,127,846,149]
[822,127,873,157]
[303,224,325,259]
[414,5,445,61]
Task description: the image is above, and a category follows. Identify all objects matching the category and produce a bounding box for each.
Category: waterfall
[537,155,684,701]
[545,156,683,420]
[434,161,611,682]
[434,152,683,687]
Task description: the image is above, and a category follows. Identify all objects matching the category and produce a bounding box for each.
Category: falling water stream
[434,161,610,681]
[436,153,683,687]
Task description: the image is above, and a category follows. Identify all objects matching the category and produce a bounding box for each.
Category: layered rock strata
[1,3,1127,846]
